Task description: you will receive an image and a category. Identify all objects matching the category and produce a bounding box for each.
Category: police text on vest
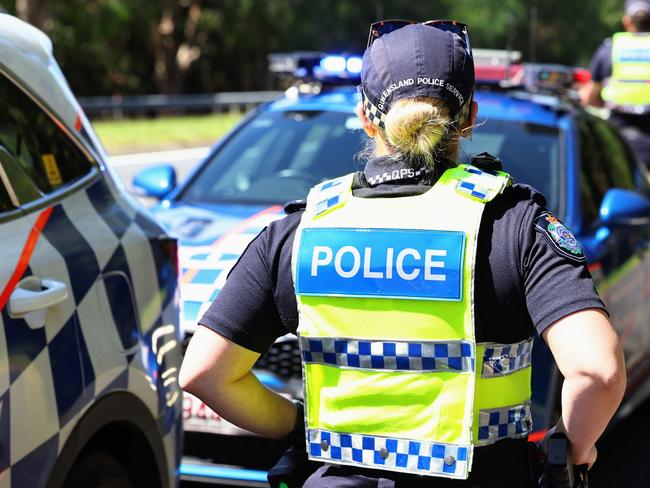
[296,228,465,300]
[310,246,447,281]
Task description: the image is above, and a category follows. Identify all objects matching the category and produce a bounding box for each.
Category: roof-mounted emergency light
[268,52,363,87]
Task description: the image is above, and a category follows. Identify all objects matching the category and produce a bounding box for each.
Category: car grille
[183,334,302,380]
[254,338,302,380]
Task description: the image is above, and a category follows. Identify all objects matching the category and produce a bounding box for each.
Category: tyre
[64,452,133,488]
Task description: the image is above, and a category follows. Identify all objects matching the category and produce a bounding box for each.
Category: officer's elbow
[179,352,217,397]
[178,357,201,393]
[566,342,626,400]
[595,343,626,398]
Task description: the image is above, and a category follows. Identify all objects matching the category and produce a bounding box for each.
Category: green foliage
[5,0,631,96]
[93,113,243,154]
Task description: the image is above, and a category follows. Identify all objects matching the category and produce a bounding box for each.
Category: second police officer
[180,20,625,487]
[582,0,650,170]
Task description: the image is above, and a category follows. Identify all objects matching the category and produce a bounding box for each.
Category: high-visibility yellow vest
[602,32,650,107]
[291,165,533,480]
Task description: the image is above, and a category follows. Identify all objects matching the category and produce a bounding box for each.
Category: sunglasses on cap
[367,19,472,55]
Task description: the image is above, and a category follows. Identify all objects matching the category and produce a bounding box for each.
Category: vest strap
[476,401,532,446]
[309,174,355,218]
[481,338,533,378]
[308,428,470,479]
[450,165,512,203]
[299,336,474,373]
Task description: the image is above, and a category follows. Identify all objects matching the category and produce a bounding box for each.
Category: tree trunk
[152,0,203,95]
[15,0,49,30]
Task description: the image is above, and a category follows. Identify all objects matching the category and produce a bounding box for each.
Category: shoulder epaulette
[284,199,306,214]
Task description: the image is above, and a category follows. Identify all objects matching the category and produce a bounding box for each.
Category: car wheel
[64,452,133,488]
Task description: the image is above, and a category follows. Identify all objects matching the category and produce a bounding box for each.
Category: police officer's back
[181,20,625,488]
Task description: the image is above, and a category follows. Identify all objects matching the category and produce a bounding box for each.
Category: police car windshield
[179,110,366,205]
[179,110,561,209]
[460,121,561,212]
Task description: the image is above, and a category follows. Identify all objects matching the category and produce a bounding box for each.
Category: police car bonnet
[361,23,475,118]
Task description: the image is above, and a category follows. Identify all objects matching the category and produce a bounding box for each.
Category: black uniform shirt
[200,157,605,352]
[198,156,606,486]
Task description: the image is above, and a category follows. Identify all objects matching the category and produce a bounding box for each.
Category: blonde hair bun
[384,97,452,166]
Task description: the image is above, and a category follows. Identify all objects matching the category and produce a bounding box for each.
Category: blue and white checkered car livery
[299,336,474,373]
[481,338,533,378]
[308,429,470,479]
[477,401,532,445]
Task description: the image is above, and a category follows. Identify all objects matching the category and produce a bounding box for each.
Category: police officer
[181,20,625,487]
[581,0,650,169]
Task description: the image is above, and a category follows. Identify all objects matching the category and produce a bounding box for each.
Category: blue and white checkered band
[455,165,510,202]
[481,338,533,378]
[308,429,470,479]
[296,228,465,301]
[362,90,387,130]
[299,336,475,373]
[456,180,489,200]
[477,402,533,446]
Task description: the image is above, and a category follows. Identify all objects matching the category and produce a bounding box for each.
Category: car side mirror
[599,188,650,226]
[132,165,177,200]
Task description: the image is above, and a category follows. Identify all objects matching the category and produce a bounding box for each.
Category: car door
[0,71,140,487]
[577,114,650,414]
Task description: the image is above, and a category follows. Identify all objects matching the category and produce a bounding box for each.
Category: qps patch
[534,212,585,262]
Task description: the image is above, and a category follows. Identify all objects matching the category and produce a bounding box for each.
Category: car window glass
[460,121,561,212]
[0,173,13,212]
[601,121,650,198]
[181,110,367,204]
[578,117,605,224]
[590,117,636,190]
[578,115,637,225]
[0,74,93,202]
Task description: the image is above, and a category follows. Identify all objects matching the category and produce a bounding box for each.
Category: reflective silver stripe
[299,336,475,373]
[481,337,533,378]
[307,429,470,479]
[476,401,532,446]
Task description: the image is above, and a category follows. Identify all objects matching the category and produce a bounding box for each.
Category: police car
[134,52,650,486]
[0,14,182,487]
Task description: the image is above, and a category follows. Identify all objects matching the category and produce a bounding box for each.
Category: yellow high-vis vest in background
[291,165,533,480]
[602,32,650,107]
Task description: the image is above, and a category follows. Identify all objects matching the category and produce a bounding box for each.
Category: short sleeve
[198,227,287,354]
[520,204,607,335]
[589,40,612,83]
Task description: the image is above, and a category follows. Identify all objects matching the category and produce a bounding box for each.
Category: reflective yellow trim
[304,363,472,444]
[472,367,532,442]
[298,296,469,340]
[604,33,650,105]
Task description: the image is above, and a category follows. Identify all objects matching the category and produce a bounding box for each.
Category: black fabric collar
[362,156,432,186]
[361,156,456,187]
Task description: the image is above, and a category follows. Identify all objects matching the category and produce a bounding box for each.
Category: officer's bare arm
[179,325,297,439]
[543,308,625,467]
[579,80,605,107]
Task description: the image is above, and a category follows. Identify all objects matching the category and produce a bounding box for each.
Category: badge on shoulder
[534,212,586,262]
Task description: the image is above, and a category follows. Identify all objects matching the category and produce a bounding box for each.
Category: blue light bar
[346,56,363,74]
[320,55,347,73]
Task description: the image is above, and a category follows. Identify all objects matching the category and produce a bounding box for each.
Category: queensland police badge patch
[534,213,586,262]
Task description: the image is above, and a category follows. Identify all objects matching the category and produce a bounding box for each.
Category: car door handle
[8,276,69,320]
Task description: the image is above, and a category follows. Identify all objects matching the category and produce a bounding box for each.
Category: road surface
[108,146,211,204]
